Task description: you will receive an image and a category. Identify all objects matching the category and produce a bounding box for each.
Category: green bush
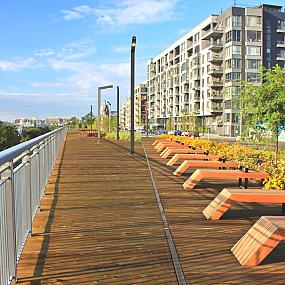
[105,131,142,141]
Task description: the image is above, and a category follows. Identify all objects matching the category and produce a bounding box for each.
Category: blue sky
[0,0,284,121]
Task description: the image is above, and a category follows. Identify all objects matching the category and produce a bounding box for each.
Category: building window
[246,30,261,42]
[226,31,232,43]
[225,16,232,28]
[233,30,241,41]
[225,59,241,69]
[225,72,241,82]
[246,16,262,27]
[247,59,261,69]
[225,46,231,57]
[232,45,241,55]
[246,72,261,83]
[278,20,285,29]
[226,30,241,43]
[232,15,242,26]
[246,46,261,56]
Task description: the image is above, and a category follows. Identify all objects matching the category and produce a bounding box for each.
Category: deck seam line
[142,141,187,285]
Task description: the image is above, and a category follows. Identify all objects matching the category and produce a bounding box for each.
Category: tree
[166,116,174,131]
[179,111,198,133]
[0,121,21,151]
[240,65,285,161]
[21,126,51,142]
[81,112,97,129]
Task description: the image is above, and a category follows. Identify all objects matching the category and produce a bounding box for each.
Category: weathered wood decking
[17,131,285,284]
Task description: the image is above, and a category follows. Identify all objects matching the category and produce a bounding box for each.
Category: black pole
[117,86,120,140]
[90,105,93,132]
[130,36,136,154]
[146,97,149,138]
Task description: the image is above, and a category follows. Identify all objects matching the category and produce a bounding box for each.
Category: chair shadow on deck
[26,139,67,285]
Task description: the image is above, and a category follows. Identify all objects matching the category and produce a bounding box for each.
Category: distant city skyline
[1,0,284,121]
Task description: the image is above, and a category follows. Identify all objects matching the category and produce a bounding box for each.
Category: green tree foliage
[81,112,97,129]
[179,111,198,132]
[166,117,174,131]
[21,126,51,142]
[240,65,285,158]
[0,121,21,151]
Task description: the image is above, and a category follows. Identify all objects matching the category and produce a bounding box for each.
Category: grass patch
[105,131,142,141]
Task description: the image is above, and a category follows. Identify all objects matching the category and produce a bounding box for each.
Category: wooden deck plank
[16,131,177,284]
[143,138,285,284]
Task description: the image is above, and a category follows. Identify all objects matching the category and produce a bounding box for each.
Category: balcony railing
[0,127,67,285]
[202,27,223,40]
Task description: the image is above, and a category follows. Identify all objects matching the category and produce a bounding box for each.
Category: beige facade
[120,83,147,130]
[147,4,285,136]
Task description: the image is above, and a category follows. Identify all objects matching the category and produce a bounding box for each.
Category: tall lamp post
[98,85,113,140]
[106,101,112,132]
[130,36,136,154]
[117,86,120,140]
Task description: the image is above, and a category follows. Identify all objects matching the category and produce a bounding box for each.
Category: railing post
[24,151,32,236]
[37,143,41,209]
[3,161,17,283]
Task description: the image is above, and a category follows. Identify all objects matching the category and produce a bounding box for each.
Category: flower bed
[159,134,285,190]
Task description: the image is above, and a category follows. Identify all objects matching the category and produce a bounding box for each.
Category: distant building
[147,3,285,136]
[120,83,148,130]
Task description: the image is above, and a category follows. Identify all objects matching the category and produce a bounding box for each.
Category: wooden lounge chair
[203,188,285,220]
[183,169,268,190]
[174,161,240,176]
[231,216,285,267]
[155,141,182,152]
[152,139,173,146]
[160,147,205,158]
[167,154,222,166]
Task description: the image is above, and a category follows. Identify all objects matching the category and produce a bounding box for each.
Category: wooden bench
[231,216,285,267]
[174,161,240,176]
[155,141,182,152]
[160,147,205,158]
[203,188,285,220]
[183,169,269,190]
[152,139,173,146]
[167,154,222,166]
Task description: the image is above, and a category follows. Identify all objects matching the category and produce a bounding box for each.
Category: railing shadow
[29,136,67,284]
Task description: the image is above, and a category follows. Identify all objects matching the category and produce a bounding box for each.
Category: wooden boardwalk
[17,131,177,284]
[16,131,285,284]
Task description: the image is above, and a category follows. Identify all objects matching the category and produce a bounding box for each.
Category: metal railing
[0,127,67,285]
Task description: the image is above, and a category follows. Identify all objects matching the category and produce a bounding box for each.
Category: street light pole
[107,101,111,132]
[90,105,93,132]
[97,85,113,140]
[130,36,136,154]
[117,86,120,140]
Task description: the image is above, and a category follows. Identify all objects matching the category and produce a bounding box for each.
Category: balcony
[210,81,223,88]
[210,105,223,113]
[202,27,223,40]
[193,73,201,80]
[208,40,223,51]
[276,54,285,61]
[208,67,223,76]
[277,40,285,48]
[208,93,223,101]
[277,25,285,33]
[193,95,200,102]
[209,54,223,63]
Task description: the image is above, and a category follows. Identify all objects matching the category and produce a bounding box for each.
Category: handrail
[0,126,66,165]
[0,126,67,285]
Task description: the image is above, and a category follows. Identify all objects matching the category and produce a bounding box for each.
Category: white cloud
[0,58,35,71]
[62,0,178,28]
[113,46,129,53]
[34,49,55,57]
[62,5,95,20]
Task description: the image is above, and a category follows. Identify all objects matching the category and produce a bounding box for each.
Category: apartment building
[120,83,148,130]
[147,4,285,136]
